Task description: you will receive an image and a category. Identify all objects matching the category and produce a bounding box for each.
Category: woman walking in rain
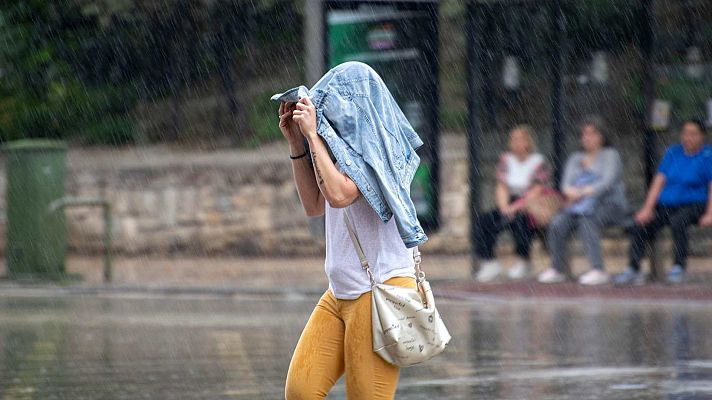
[274,61,428,399]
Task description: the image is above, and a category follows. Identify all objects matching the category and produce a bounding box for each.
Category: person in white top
[278,97,417,399]
[475,125,551,282]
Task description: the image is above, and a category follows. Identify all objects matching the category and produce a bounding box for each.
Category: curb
[435,279,712,305]
[0,283,326,299]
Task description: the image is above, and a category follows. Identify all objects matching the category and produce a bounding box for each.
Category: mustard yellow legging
[285,276,416,400]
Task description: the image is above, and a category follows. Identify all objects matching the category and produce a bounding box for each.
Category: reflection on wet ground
[0,291,710,399]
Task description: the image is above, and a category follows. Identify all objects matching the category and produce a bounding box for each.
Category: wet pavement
[0,289,711,399]
[4,254,712,296]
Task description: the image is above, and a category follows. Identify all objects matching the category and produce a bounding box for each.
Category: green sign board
[326,3,440,231]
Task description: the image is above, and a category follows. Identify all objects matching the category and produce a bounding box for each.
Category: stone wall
[0,141,321,257]
[0,133,708,257]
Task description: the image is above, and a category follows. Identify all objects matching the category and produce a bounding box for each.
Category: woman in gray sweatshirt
[537,117,629,285]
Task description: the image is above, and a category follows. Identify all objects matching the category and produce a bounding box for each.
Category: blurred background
[0,1,712,399]
[0,0,710,260]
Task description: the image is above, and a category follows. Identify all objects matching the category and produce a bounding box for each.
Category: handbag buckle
[366,268,375,286]
[417,270,426,282]
[413,247,422,266]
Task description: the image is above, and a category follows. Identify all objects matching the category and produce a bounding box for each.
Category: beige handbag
[344,209,451,367]
[523,188,564,229]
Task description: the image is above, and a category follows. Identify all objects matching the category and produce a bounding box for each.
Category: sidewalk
[1,254,711,302]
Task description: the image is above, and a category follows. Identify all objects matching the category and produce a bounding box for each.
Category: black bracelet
[290,152,308,160]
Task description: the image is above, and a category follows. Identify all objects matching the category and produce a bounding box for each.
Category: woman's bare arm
[292,96,360,208]
[640,173,666,212]
[288,140,325,216]
[279,101,324,216]
[495,181,511,213]
[306,133,360,208]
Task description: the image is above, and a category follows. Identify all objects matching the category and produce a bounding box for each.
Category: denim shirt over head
[271,61,428,248]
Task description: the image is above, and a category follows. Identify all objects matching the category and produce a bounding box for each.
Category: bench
[552,223,708,282]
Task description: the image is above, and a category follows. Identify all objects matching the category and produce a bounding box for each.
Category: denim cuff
[316,108,334,138]
[402,229,428,248]
[270,85,309,103]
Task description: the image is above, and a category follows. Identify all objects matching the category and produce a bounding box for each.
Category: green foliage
[623,72,711,128]
[0,0,303,147]
[656,77,712,123]
[244,89,287,148]
[439,107,468,131]
[563,0,640,55]
[0,1,137,144]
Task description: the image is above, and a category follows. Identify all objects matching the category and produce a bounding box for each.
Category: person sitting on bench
[537,116,629,286]
[615,119,712,285]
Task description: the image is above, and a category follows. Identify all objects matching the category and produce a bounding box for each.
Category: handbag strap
[343,208,425,286]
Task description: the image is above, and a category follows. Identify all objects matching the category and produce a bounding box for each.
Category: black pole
[550,0,565,188]
[639,0,662,280]
[424,1,441,232]
[482,3,497,131]
[640,0,656,186]
[466,1,484,273]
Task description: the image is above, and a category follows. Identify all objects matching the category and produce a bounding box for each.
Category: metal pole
[305,0,326,86]
[550,0,565,188]
[307,0,327,240]
[425,1,441,232]
[49,197,113,283]
[639,0,661,280]
[466,1,485,274]
[482,3,497,130]
[641,0,656,186]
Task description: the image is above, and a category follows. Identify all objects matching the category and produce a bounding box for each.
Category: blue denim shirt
[271,61,428,247]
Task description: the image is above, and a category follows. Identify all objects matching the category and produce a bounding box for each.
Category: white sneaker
[537,268,566,284]
[476,260,502,283]
[508,259,531,280]
[578,269,610,286]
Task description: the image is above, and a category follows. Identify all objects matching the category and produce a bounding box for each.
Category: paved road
[0,289,711,399]
[3,254,711,294]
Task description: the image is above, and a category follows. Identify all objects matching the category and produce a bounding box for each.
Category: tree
[0,1,137,144]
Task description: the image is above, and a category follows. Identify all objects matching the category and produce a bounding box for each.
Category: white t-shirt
[497,152,546,196]
[324,187,416,300]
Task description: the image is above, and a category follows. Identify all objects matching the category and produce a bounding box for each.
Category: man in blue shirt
[616,120,712,285]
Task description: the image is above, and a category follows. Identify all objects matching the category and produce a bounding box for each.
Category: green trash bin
[4,139,68,279]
